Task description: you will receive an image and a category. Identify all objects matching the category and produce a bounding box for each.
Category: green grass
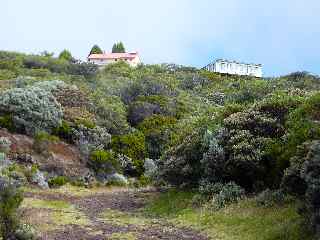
[144,189,314,240]
[22,197,91,231]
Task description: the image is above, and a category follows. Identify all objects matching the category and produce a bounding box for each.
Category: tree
[58,49,73,62]
[112,42,126,53]
[40,51,54,57]
[89,44,103,55]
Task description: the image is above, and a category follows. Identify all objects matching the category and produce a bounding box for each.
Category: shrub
[300,141,320,236]
[281,140,320,236]
[159,129,206,187]
[52,120,73,143]
[200,130,226,184]
[48,176,68,188]
[223,110,283,138]
[72,125,111,159]
[33,131,59,154]
[117,154,137,176]
[128,101,160,126]
[212,182,245,209]
[143,158,158,180]
[88,150,119,175]
[14,223,36,240]
[75,118,96,129]
[255,189,287,207]
[0,177,24,240]
[0,137,12,153]
[105,173,128,187]
[0,84,63,135]
[111,131,146,176]
[93,94,129,135]
[199,181,225,199]
[0,114,15,132]
[0,69,16,80]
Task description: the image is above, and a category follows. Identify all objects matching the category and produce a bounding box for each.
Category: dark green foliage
[160,129,206,187]
[0,114,15,132]
[111,132,146,175]
[128,101,160,126]
[255,189,287,207]
[58,49,74,62]
[0,178,23,240]
[281,141,320,236]
[301,142,320,236]
[112,42,126,53]
[138,115,177,159]
[88,150,119,175]
[48,176,68,188]
[52,120,74,143]
[89,44,103,55]
[67,62,98,78]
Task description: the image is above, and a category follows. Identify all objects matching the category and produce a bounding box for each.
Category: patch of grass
[23,184,129,198]
[144,189,195,217]
[107,232,137,240]
[99,208,154,227]
[22,198,71,210]
[22,197,91,231]
[144,190,313,240]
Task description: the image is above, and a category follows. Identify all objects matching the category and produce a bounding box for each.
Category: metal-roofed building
[204,59,263,78]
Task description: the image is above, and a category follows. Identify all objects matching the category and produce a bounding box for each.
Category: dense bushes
[0,83,63,135]
[111,131,146,176]
[0,177,35,240]
[1,51,320,237]
[160,129,206,187]
[282,141,320,236]
[88,150,119,178]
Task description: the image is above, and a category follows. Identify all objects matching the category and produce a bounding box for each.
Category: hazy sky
[1,0,320,76]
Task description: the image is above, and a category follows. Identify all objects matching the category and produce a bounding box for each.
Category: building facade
[87,52,141,67]
[204,59,263,78]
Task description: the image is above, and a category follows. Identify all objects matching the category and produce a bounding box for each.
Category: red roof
[88,52,138,60]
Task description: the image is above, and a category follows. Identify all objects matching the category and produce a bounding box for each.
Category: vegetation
[89,44,103,55]
[112,42,126,53]
[0,49,320,238]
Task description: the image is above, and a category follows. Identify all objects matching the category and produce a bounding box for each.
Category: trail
[23,188,209,240]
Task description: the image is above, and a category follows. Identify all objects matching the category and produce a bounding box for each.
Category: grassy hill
[0,50,319,239]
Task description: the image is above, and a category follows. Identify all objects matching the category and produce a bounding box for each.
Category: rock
[31,170,49,189]
[11,152,36,164]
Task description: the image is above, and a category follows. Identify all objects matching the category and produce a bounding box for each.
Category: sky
[1,0,320,77]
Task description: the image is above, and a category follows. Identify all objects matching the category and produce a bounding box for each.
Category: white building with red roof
[87,51,141,67]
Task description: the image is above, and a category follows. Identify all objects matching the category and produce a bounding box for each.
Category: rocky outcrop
[0,129,90,180]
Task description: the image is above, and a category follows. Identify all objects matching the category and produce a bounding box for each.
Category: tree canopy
[89,44,103,55]
[58,49,73,62]
[112,42,126,53]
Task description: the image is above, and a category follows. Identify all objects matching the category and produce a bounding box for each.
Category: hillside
[0,50,319,239]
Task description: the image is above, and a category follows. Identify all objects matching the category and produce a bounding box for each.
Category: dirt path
[23,188,209,240]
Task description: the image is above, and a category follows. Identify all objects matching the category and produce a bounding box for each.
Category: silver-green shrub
[144,158,158,180]
[255,189,286,207]
[212,182,245,209]
[0,84,63,135]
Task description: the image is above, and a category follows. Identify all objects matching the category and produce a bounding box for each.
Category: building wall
[88,57,140,67]
[205,60,262,78]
